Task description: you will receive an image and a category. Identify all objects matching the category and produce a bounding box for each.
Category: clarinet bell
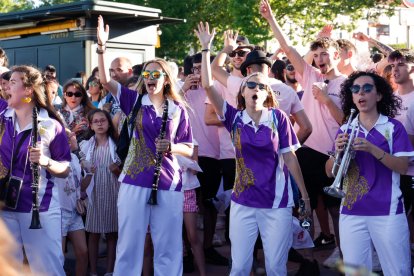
[147,190,158,205]
[29,211,42,229]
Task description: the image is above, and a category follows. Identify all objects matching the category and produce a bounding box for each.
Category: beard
[286,75,297,84]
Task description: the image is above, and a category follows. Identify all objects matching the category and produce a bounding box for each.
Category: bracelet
[97,42,106,46]
[85,172,94,176]
[377,151,386,161]
[201,48,210,52]
[41,158,52,169]
[96,48,105,55]
[302,198,310,201]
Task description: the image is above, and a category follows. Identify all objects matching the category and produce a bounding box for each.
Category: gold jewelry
[22,96,32,103]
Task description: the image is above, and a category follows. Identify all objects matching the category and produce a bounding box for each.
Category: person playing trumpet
[326,71,414,275]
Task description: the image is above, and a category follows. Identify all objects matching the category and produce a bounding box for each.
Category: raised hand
[194,21,216,49]
[223,30,238,51]
[317,25,333,39]
[259,0,273,20]
[97,15,109,46]
[352,32,370,42]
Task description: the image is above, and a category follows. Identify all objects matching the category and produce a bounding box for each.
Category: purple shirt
[0,98,7,113]
[221,102,300,208]
[337,115,414,216]
[0,108,71,212]
[116,86,192,191]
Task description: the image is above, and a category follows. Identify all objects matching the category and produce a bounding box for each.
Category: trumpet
[324,111,359,198]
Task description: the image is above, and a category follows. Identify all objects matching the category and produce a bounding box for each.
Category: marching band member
[97,16,193,276]
[326,71,413,275]
[0,65,70,275]
[196,22,310,275]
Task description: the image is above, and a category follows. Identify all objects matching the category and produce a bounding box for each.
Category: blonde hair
[136,59,185,105]
[237,72,278,110]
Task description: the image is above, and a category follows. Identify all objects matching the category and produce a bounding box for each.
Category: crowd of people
[0,0,414,275]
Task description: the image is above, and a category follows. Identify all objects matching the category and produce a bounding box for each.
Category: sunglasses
[65,91,83,98]
[350,83,374,94]
[191,66,201,73]
[286,64,295,72]
[245,81,267,90]
[89,81,100,87]
[229,51,249,58]
[141,70,166,80]
[91,118,107,125]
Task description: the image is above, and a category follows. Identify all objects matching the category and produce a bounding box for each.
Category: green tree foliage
[0,0,35,13]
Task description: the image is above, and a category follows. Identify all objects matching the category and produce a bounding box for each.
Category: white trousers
[2,209,65,276]
[340,214,411,276]
[114,184,184,276]
[230,201,292,276]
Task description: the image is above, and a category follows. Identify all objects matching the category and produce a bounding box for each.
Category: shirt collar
[241,108,271,126]
[5,107,50,132]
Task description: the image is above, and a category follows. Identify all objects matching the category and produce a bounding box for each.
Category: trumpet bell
[323,186,345,198]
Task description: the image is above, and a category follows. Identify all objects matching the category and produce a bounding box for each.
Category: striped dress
[85,144,120,233]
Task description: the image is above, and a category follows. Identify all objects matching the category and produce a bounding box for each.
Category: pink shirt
[295,63,345,155]
[184,87,220,159]
[269,78,303,115]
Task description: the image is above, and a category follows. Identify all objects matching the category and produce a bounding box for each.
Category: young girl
[326,71,413,275]
[97,16,193,276]
[195,22,310,275]
[80,109,121,276]
[57,129,88,276]
[0,65,71,275]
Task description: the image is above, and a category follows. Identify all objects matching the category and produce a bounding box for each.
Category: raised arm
[259,0,306,76]
[210,30,239,87]
[96,15,119,96]
[195,22,224,118]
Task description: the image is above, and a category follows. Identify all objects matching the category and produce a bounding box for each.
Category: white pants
[340,214,411,276]
[2,209,65,276]
[230,201,292,276]
[114,184,184,276]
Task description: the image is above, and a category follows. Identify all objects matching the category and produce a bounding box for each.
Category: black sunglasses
[245,81,267,90]
[286,64,295,71]
[229,50,249,58]
[65,91,83,98]
[350,83,374,94]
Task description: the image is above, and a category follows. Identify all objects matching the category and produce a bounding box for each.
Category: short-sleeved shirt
[56,153,81,211]
[295,63,346,155]
[221,102,300,208]
[337,115,414,216]
[0,108,71,212]
[184,87,220,159]
[116,85,192,191]
[269,78,304,115]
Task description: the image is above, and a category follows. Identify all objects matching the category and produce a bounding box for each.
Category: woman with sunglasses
[325,71,413,275]
[58,80,95,143]
[196,22,310,275]
[86,75,105,108]
[0,65,71,275]
[97,15,193,276]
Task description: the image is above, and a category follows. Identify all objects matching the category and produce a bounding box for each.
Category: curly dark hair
[340,71,401,121]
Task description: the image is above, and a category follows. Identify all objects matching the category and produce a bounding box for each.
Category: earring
[21,96,32,103]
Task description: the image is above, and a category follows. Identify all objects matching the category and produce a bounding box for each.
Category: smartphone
[4,176,23,209]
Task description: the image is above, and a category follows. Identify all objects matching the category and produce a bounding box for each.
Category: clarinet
[148,100,169,205]
[29,107,42,229]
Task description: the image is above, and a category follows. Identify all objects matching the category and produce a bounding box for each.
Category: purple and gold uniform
[221,102,299,275]
[0,108,70,275]
[114,85,192,276]
[337,116,414,275]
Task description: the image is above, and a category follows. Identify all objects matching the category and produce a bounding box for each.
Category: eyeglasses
[89,81,99,87]
[229,51,249,58]
[191,66,201,73]
[350,83,375,94]
[91,118,107,125]
[245,81,267,90]
[286,64,295,72]
[65,91,83,98]
[141,70,166,80]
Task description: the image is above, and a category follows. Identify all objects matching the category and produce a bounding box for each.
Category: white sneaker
[323,247,341,268]
[372,249,382,272]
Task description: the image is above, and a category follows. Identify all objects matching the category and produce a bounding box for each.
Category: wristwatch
[41,158,52,169]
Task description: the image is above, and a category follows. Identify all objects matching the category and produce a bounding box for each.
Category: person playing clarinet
[0,65,71,275]
[96,16,193,276]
